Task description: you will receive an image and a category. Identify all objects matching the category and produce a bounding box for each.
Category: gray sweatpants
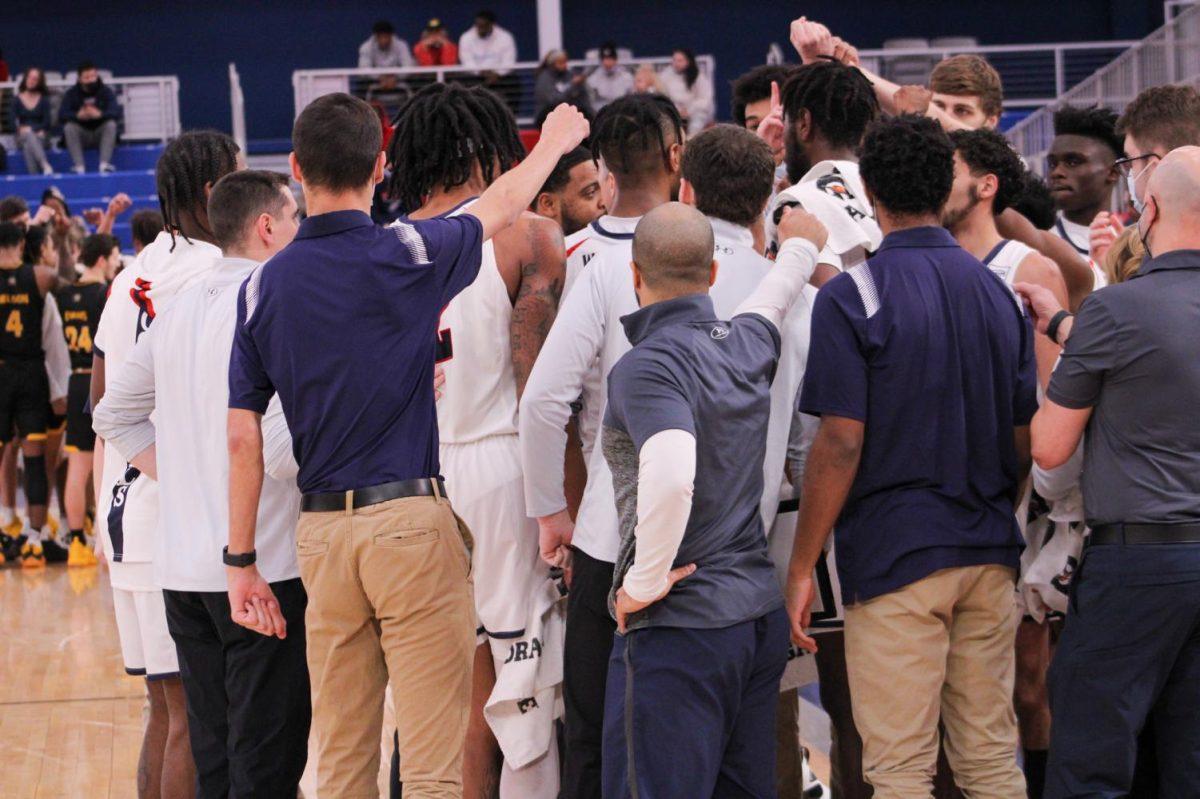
[63,119,117,169]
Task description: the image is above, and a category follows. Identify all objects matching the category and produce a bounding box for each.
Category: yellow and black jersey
[56,280,108,371]
[0,262,45,361]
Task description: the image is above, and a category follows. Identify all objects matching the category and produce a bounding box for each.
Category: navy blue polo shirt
[799,226,1036,604]
[603,294,784,631]
[228,209,483,493]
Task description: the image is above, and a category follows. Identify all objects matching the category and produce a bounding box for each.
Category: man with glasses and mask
[1016,146,1200,797]
[1112,85,1200,214]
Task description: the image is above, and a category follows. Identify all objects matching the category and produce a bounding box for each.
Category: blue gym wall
[1,0,1162,143]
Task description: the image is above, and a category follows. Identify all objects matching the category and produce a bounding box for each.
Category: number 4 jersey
[0,263,45,360]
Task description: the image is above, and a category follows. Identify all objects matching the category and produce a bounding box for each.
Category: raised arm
[467,104,590,241]
[735,208,826,329]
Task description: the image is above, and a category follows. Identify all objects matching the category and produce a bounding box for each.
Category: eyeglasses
[1113,152,1160,178]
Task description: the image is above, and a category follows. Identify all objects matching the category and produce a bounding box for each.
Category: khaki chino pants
[296,491,476,798]
[844,564,1025,799]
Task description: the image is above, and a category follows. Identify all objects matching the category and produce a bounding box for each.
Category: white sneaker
[41,164,54,176]
[71,165,85,175]
[99,162,116,174]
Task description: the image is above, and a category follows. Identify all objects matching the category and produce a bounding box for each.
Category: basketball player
[531,147,606,236]
[57,233,117,567]
[942,128,1070,798]
[387,82,568,798]
[0,221,60,566]
[94,131,242,798]
[758,60,881,288]
[1047,106,1123,271]
[732,64,797,167]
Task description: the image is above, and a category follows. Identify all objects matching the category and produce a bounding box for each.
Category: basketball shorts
[0,359,50,443]
[111,563,179,680]
[441,434,544,671]
[64,373,95,452]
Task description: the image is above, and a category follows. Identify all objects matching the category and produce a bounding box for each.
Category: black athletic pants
[163,579,310,799]
[562,546,617,799]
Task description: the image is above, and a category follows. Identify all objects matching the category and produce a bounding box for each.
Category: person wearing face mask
[1015,146,1200,797]
[59,62,123,174]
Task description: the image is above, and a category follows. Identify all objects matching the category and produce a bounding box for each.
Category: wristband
[1047,310,1073,345]
[222,546,257,568]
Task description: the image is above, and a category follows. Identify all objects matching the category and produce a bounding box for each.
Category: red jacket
[414,40,458,66]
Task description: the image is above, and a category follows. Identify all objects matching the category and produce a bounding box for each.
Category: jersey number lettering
[4,309,22,339]
[65,325,92,353]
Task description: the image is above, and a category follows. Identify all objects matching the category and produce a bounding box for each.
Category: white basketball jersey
[983,238,1035,293]
[435,205,519,445]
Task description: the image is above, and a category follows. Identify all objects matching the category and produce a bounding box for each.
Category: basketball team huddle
[1,12,1190,799]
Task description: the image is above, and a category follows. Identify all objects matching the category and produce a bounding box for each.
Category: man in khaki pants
[222,92,589,797]
[785,114,1033,797]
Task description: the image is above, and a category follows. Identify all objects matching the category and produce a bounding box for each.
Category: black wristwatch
[222,546,257,568]
[1047,310,1073,345]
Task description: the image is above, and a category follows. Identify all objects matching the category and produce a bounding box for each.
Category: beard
[785,126,813,186]
[560,207,591,237]
[940,185,980,233]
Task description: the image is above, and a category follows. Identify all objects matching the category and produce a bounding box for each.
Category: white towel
[483,576,566,769]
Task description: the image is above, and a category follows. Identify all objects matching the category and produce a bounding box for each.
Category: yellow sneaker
[21,540,46,569]
[46,515,60,539]
[2,517,21,539]
[68,538,98,568]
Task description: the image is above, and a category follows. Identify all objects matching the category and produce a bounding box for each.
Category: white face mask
[1126,172,1145,214]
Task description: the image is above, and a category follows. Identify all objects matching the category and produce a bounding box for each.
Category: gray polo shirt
[602,293,784,631]
[1047,248,1200,526]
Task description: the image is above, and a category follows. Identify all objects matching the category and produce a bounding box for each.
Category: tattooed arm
[499,213,567,399]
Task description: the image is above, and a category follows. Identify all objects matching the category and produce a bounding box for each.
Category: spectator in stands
[10,67,54,176]
[459,8,519,111]
[535,50,592,124]
[586,42,634,112]
[633,63,665,95]
[358,20,414,69]
[929,55,1004,130]
[531,146,605,235]
[59,62,122,175]
[661,48,714,136]
[413,18,458,66]
[130,209,164,255]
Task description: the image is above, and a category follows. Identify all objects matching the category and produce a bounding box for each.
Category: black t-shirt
[0,263,45,361]
[56,280,108,371]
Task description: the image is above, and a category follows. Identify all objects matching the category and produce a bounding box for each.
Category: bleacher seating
[0,143,163,251]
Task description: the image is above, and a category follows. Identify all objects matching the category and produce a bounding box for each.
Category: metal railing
[229,63,247,154]
[0,75,180,143]
[857,40,1138,109]
[1007,3,1200,171]
[293,55,716,127]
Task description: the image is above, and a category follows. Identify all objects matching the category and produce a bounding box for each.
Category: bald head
[631,202,715,294]
[1142,146,1200,254]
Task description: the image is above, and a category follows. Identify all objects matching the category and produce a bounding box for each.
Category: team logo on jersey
[504,636,544,664]
[516,697,540,714]
[817,171,871,222]
[710,325,729,340]
[130,278,156,342]
[6,276,15,287]
[581,252,596,268]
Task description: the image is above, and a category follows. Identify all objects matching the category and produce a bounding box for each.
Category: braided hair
[589,93,682,182]
[781,60,879,151]
[386,83,524,211]
[156,130,240,251]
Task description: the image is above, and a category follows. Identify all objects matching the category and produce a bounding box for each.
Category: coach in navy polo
[599,202,826,799]
[222,92,588,798]
[786,116,1035,797]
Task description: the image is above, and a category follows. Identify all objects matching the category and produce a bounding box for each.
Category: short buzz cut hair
[0,195,29,224]
[534,147,593,204]
[207,170,291,250]
[681,124,775,227]
[80,233,119,267]
[631,202,715,291]
[1117,84,1200,152]
[293,93,382,192]
[860,114,955,217]
[930,55,1004,118]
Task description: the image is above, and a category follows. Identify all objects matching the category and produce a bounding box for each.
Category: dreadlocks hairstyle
[156,130,240,251]
[589,93,683,183]
[781,60,880,151]
[1053,105,1124,159]
[386,82,524,212]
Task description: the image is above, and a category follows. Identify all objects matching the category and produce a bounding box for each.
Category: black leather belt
[1088,522,1200,547]
[300,477,447,513]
